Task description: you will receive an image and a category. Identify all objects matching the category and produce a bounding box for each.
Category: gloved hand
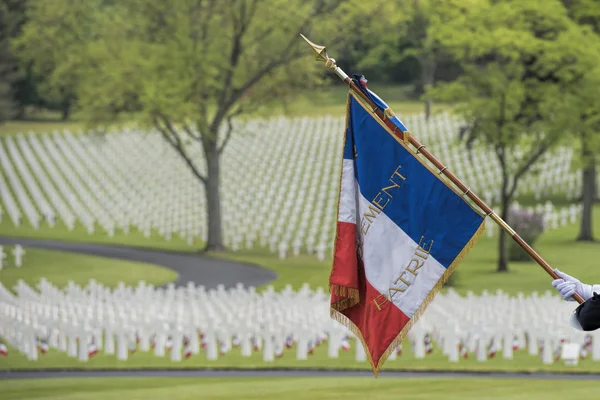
[552,269,593,302]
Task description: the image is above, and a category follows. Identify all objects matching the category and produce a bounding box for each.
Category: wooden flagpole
[300,34,585,305]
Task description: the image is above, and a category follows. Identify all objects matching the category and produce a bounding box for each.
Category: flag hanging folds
[329,77,486,375]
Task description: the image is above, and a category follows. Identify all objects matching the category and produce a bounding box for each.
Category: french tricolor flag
[329,83,485,375]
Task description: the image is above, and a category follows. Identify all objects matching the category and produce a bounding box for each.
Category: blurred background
[1,0,600,398]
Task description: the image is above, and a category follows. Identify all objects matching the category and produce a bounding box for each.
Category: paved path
[1,369,599,380]
[0,237,277,289]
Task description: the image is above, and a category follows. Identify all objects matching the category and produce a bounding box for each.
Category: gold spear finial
[300,34,336,70]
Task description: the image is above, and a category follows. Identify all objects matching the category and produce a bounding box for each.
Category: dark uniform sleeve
[572,293,600,331]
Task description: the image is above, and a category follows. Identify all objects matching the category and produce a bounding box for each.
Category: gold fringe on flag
[330,221,486,377]
[330,285,360,312]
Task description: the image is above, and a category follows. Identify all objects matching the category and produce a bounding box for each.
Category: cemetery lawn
[2,204,600,295]
[0,248,177,292]
[0,376,597,400]
[2,337,600,373]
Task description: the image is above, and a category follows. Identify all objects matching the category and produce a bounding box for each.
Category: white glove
[552,269,593,301]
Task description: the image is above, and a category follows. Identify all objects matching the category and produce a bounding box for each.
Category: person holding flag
[552,269,600,331]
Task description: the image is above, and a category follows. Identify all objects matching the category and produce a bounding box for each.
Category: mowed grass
[0,248,177,292]
[2,331,599,373]
[3,204,600,296]
[0,377,597,400]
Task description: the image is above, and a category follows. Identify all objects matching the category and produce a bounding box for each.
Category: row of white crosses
[0,278,598,366]
[0,112,590,258]
[0,279,350,363]
[0,245,25,270]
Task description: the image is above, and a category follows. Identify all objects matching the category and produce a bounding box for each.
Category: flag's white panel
[338,159,357,224]
[356,189,446,318]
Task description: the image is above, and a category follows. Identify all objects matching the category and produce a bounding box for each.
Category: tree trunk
[424,98,431,121]
[497,197,510,272]
[61,100,71,121]
[578,163,596,241]
[203,140,225,252]
[421,57,436,120]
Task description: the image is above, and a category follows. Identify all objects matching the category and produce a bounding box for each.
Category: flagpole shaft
[299,34,585,305]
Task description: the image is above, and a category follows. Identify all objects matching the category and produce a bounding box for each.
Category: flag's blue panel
[349,94,483,269]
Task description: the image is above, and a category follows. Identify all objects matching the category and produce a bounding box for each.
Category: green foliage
[0,0,24,123]
[355,0,470,111]
[14,0,378,250]
[13,0,108,122]
[16,0,371,130]
[428,0,600,270]
[507,208,545,262]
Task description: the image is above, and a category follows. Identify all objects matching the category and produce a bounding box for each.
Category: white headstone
[413,330,425,359]
[204,332,218,361]
[104,331,115,355]
[593,335,600,361]
[561,343,580,366]
[154,333,166,357]
[116,332,128,361]
[0,246,6,270]
[241,335,252,357]
[296,337,308,360]
[528,331,538,356]
[78,333,89,362]
[476,337,487,362]
[12,245,25,267]
[67,334,78,357]
[263,336,275,362]
[355,337,366,362]
[58,330,68,352]
[327,331,340,359]
[502,332,513,359]
[170,332,182,362]
[541,339,553,365]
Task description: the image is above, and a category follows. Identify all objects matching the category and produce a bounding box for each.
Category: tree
[18,0,373,251]
[0,0,23,123]
[356,0,470,119]
[13,0,103,121]
[562,0,600,242]
[430,0,600,272]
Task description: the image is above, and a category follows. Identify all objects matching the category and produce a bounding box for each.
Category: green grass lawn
[0,248,177,293]
[0,376,596,400]
[3,204,600,296]
[2,330,599,373]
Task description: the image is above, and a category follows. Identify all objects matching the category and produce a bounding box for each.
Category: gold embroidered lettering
[391,165,407,183]
[418,236,434,253]
[388,286,406,301]
[381,184,398,199]
[360,218,370,236]
[361,165,407,236]
[405,258,424,276]
[394,271,411,286]
[388,236,434,302]
[373,294,389,311]
[372,192,390,210]
[362,205,381,224]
